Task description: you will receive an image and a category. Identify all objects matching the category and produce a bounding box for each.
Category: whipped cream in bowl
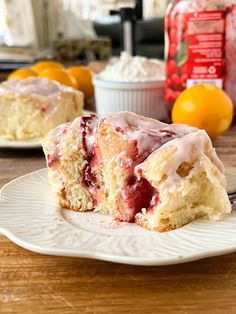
[98,52,165,82]
[93,52,167,120]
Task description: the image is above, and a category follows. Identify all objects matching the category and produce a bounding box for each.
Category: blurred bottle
[120,7,136,56]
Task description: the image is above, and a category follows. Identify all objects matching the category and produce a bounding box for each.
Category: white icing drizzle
[45,112,224,194]
[103,112,198,156]
[47,121,71,142]
[46,114,98,156]
[159,129,224,175]
[135,129,225,194]
[0,77,79,97]
[86,126,97,153]
[104,111,167,130]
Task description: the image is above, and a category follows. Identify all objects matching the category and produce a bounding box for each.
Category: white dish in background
[93,76,167,121]
[93,52,167,120]
[0,139,42,149]
[0,110,94,149]
[0,169,236,266]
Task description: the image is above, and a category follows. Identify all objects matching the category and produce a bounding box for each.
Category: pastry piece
[43,114,98,211]
[0,77,83,141]
[43,112,231,232]
[134,131,230,232]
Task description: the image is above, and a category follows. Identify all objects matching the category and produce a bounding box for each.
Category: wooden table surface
[1,126,236,314]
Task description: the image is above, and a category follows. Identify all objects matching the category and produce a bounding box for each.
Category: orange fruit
[8,68,38,80]
[39,68,78,89]
[67,66,94,99]
[172,84,234,139]
[32,60,63,74]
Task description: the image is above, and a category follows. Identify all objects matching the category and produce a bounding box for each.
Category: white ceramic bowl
[93,76,167,120]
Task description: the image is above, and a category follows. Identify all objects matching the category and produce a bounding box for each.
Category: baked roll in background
[0,77,83,141]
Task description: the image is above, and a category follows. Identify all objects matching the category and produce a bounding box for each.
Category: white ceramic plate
[0,169,236,266]
[0,139,42,149]
[0,110,94,149]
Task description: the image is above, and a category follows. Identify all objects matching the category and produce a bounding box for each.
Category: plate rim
[0,168,236,266]
[1,222,236,266]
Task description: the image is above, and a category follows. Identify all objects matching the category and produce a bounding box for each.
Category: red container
[165,0,236,115]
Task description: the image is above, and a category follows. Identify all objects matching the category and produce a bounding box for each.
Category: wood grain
[1,126,236,314]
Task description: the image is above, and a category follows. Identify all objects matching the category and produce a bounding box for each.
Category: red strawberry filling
[47,153,59,168]
[80,115,100,206]
[50,114,185,221]
[115,176,158,222]
[80,114,97,155]
[111,128,180,222]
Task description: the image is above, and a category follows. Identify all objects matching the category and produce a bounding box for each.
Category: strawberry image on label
[164,0,236,115]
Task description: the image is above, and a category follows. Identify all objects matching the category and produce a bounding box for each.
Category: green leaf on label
[176,40,188,68]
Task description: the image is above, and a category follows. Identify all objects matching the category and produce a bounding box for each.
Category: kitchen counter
[1,125,236,314]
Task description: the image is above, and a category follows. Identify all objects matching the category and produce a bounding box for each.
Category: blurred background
[0,0,169,72]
